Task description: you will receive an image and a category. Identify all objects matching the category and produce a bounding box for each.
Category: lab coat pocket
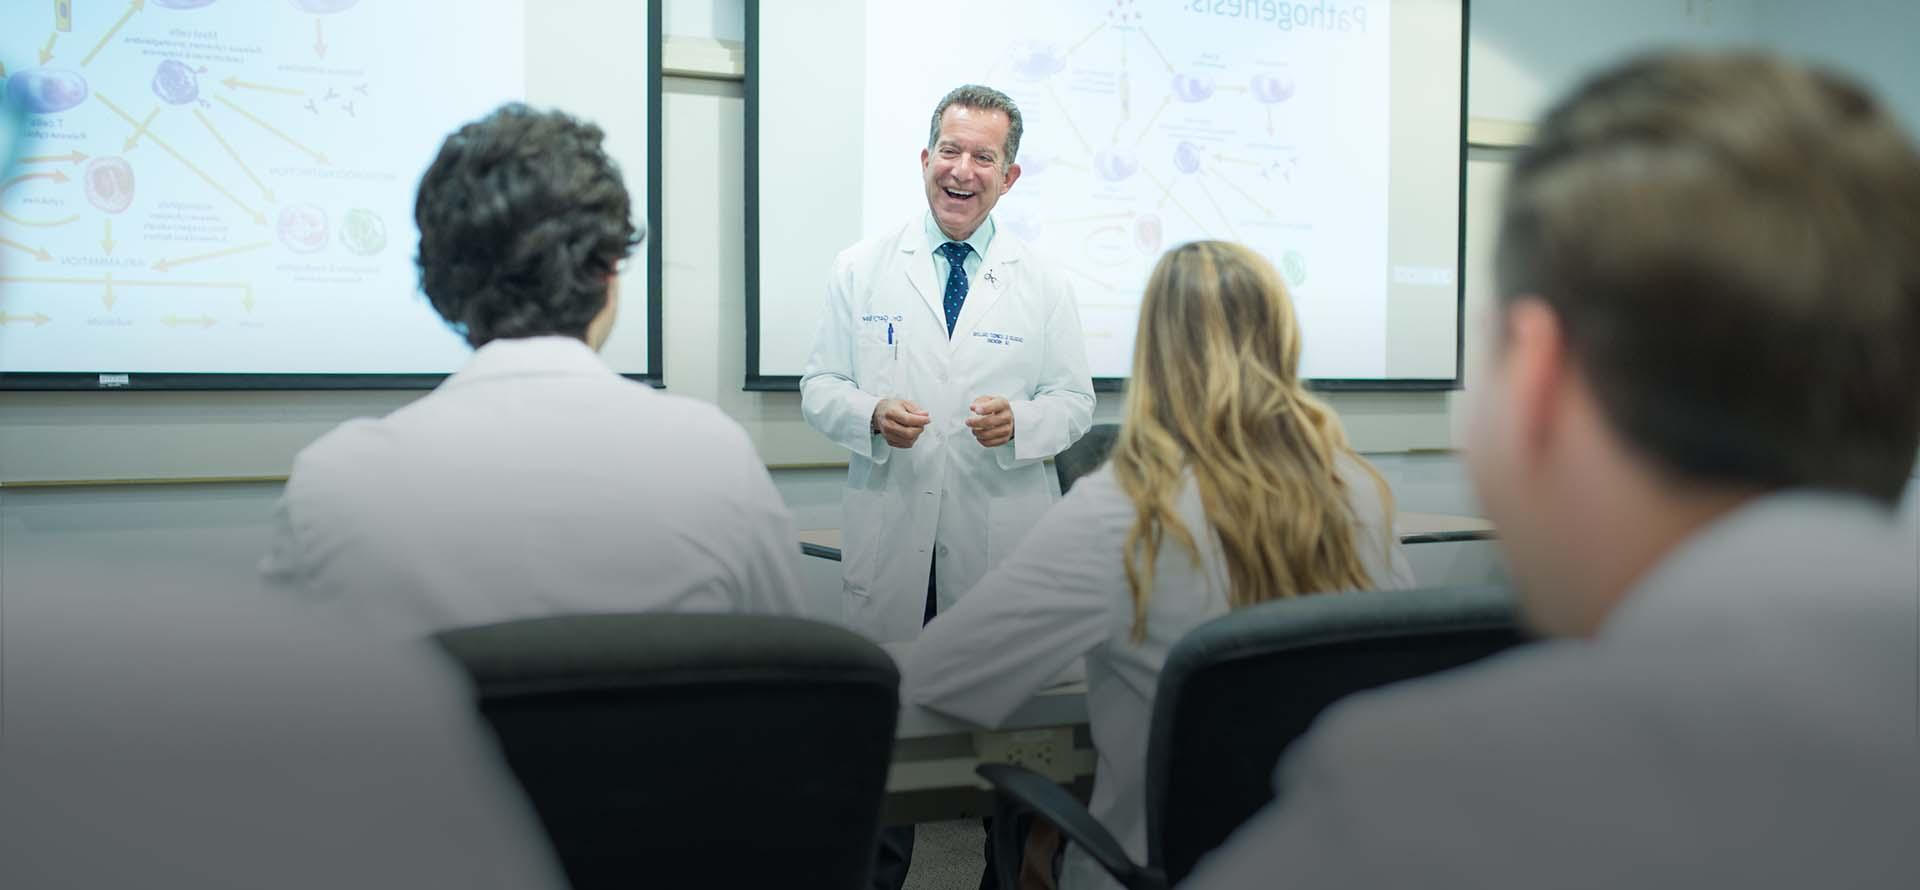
[856,320,901,397]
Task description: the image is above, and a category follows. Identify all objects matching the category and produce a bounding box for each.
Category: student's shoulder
[641,390,766,462]
[1284,637,1636,794]
[1046,465,1139,543]
[288,414,404,488]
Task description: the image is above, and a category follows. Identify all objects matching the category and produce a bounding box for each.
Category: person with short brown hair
[1183,51,1920,890]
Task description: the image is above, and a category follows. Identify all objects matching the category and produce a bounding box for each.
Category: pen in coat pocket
[888,322,896,360]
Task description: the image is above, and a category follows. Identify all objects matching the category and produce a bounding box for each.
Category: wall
[9,2,1920,610]
[10,1,1920,482]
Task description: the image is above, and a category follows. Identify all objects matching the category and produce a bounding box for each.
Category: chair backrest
[436,613,900,890]
[1055,422,1121,495]
[1145,585,1525,883]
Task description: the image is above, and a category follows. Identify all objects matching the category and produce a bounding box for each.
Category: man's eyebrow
[937,139,997,158]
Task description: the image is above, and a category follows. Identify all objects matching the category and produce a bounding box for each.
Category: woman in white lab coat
[903,240,1414,890]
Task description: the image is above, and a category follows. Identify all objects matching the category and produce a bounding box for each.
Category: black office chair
[978,585,1526,890]
[436,613,900,890]
[1055,422,1120,495]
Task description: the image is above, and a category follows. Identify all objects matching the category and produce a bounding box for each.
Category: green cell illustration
[339,208,387,257]
[1282,250,1307,288]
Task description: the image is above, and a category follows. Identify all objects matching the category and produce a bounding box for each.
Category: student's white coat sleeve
[903,475,1129,726]
[259,445,345,600]
[999,274,1095,469]
[800,253,890,464]
[259,483,315,592]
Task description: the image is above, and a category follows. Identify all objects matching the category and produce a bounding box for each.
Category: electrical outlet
[976,727,1076,782]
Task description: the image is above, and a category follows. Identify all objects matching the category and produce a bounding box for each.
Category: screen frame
[0,2,665,392]
[743,0,1470,393]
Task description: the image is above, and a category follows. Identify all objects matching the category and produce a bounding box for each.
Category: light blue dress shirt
[925,211,995,293]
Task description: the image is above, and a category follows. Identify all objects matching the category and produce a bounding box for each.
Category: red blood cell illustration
[277,204,330,253]
[6,68,89,114]
[83,156,137,214]
[1134,214,1163,254]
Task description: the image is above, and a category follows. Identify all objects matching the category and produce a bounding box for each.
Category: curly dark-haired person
[262,104,806,633]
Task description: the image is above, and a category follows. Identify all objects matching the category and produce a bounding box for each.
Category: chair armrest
[976,763,1166,890]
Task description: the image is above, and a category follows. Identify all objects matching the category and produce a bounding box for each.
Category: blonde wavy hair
[1111,241,1392,641]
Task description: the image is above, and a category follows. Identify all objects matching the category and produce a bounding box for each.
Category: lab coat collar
[442,335,619,388]
[897,214,1027,343]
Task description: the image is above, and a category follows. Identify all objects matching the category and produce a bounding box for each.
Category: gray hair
[927,84,1023,168]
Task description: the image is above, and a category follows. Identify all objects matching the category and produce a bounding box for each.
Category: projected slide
[752,0,1462,385]
[0,0,657,384]
[868,0,1387,379]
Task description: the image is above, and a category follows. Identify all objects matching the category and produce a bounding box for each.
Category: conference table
[858,512,1497,825]
[803,512,1495,563]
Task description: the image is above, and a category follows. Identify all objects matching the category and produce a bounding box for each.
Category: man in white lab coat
[264,104,806,634]
[1184,52,1920,890]
[802,84,1094,890]
[802,84,1095,644]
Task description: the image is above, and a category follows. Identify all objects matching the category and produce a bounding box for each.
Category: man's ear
[1001,162,1021,193]
[1503,298,1570,461]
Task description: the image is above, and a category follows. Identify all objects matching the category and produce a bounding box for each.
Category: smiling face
[921,105,1021,241]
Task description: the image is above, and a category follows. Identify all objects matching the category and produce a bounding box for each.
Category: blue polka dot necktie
[937,241,973,338]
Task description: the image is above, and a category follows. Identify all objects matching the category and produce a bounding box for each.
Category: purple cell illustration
[1008,42,1066,81]
[1093,149,1139,182]
[1173,141,1202,175]
[1020,150,1050,177]
[278,204,330,254]
[1171,73,1215,103]
[1251,72,1296,104]
[151,0,218,9]
[5,68,89,114]
[290,0,360,12]
[84,156,137,214]
[1135,214,1163,255]
[152,60,200,105]
[1002,208,1042,244]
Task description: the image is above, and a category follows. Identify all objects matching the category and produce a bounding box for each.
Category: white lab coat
[262,336,808,635]
[904,460,1412,890]
[801,215,1095,643]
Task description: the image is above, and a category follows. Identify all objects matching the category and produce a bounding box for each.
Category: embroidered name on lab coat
[972,331,1025,346]
[861,314,904,323]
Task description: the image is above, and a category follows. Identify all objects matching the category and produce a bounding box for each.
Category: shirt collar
[442,335,619,387]
[925,210,995,260]
[1601,490,1912,637]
